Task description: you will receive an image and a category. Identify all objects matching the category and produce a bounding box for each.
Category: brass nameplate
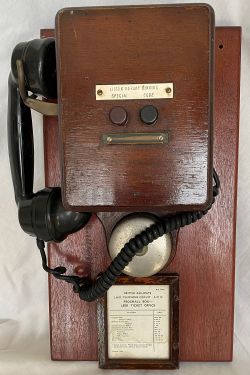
[96,83,173,100]
[102,132,168,145]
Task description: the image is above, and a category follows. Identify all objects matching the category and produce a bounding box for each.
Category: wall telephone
[7,4,220,303]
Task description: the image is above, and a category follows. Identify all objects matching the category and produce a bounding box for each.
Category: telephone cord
[36,169,220,302]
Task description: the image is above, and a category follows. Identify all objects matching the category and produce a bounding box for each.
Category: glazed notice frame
[97,274,179,369]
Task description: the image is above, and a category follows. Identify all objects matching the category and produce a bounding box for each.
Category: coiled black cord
[36,170,220,302]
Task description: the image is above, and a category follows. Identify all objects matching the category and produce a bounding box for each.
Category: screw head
[165,87,172,94]
[97,89,103,96]
[174,294,179,302]
[173,342,179,350]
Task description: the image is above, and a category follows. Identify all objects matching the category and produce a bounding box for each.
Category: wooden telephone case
[42,4,241,363]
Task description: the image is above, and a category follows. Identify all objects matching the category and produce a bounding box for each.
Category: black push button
[140,105,158,125]
[109,106,128,126]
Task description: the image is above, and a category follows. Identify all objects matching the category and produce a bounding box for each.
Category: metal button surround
[108,215,172,277]
[109,106,128,126]
[140,105,158,125]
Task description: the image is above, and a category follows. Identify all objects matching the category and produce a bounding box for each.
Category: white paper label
[96,83,173,100]
[107,284,170,359]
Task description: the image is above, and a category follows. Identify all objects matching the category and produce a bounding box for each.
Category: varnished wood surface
[42,26,241,361]
[56,5,214,212]
[166,27,241,361]
[43,116,110,361]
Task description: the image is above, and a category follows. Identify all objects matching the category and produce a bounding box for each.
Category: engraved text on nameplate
[96,83,173,100]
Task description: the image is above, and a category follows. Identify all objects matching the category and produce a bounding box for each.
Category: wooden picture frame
[97,274,179,369]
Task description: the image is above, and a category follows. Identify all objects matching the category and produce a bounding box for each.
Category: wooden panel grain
[166,26,241,361]
[42,26,240,361]
[42,32,110,361]
[56,5,214,212]
[43,114,110,360]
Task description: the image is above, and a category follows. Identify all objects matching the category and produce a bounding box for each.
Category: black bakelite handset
[7,38,220,301]
[8,38,93,291]
[8,38,91,242]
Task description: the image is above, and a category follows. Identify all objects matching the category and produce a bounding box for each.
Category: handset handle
[8,37,57,203]
[8,73,34,203]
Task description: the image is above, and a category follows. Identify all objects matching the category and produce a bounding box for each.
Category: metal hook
[16,59,58,116]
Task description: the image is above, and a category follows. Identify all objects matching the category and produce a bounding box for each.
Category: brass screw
[106,136,112,143]
[165,87,172,94]
[173,342,179,350]
[97,89,103,96]
[174,294,179,302]
[159,135,164,141]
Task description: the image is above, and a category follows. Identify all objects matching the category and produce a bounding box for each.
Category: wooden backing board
[42,27,241,361]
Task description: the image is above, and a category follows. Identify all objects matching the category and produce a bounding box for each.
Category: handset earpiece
[10,38,57,99]
[8,38,91,242]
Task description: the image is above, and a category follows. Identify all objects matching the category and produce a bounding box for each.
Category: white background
[0,1,249,374]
